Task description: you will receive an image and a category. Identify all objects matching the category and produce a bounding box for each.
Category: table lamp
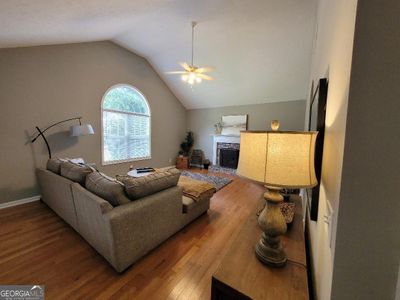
[237,121,318,267]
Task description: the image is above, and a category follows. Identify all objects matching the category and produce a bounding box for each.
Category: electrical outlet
[324,200,334,249]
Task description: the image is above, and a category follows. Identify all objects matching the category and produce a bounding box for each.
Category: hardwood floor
[0,171,264,299]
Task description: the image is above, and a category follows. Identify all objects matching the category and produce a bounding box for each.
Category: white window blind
[102,85,151,164]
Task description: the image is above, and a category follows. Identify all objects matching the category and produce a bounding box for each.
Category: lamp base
[255,187,287,267]
[255,233,287,267]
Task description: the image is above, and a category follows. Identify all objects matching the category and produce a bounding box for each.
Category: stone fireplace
[212,135,240,169]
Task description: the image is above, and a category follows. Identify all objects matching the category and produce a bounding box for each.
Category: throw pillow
[86,172,131,206]
[60,161,93,185]
[46,158,66,174]
[117,168,181,200]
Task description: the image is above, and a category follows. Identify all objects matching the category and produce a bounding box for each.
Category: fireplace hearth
[220,148,240,169]
[216,142,240,169]
[212,135,241,168]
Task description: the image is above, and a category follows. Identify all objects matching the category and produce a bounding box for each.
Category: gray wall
[396,264,400,300]
[303,0,358,298]
[187,100,306,161]
[0,41,186,204]
[331,0,400,298]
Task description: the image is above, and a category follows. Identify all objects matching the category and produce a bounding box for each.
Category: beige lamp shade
[237,131,318,188]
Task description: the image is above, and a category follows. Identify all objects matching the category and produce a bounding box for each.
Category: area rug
[208,165,237,175]
[181,171,232,191]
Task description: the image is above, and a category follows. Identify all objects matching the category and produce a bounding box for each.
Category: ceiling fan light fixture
[166,21,214,85]
[189,72,196,80]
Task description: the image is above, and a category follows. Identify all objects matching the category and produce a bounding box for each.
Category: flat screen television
[307,78,328,221]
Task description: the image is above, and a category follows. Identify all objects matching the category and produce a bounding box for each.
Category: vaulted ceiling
[0,0,317,109]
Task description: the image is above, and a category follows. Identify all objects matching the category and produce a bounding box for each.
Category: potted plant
[203,159,210,170]
[180,131,194,156]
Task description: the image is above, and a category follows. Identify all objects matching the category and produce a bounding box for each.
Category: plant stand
[176,157,189,169]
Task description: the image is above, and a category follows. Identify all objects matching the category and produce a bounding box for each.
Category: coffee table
[127,169,155,178]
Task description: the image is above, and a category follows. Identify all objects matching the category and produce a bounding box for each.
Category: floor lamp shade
[237,131,318,188]
[70,124,94,137]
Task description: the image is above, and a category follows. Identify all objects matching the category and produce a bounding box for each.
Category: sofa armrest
[36,168,79,230]
[71,183,115,266]
[105,186,183,272]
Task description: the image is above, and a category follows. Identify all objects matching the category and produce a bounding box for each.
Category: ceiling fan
[166,21,214,85]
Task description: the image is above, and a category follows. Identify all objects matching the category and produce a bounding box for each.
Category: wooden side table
[211,195,308,300]
[176,156,189,169]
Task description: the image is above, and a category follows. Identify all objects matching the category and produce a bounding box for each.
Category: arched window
[102,84,151,165]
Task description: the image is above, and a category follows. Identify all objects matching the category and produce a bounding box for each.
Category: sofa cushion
[85,171,131,206]
[117,168,181,200]
[46,158,65,174]
[60,161,93,185]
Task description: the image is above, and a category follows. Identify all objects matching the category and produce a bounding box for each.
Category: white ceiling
[0,0,317,109]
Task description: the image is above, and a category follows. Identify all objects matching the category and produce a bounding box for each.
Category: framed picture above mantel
[307,78,328,221]
[220,114,248,136]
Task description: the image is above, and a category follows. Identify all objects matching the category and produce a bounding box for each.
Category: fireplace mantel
[212,134,241,166]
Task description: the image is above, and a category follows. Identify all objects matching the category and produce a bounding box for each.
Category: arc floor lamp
[31,117,94,159]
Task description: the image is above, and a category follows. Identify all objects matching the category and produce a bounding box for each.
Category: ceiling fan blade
[196,67,214,73]
[179,62,192,72]
[165,71,188,74]
[197,73,213,80]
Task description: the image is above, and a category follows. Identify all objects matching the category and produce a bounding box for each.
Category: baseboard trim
[0,195,41,210]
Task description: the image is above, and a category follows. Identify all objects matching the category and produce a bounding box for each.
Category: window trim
[101,83,151,166]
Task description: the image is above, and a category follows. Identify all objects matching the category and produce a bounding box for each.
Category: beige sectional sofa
[36,163,211,273]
